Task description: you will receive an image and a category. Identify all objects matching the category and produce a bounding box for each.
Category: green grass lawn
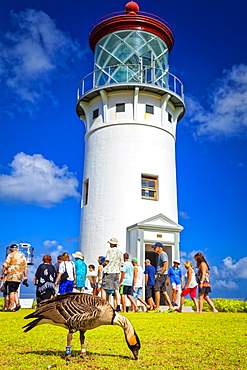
[0,310,246,370]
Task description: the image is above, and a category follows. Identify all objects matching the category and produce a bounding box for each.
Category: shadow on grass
[21,350,131,360]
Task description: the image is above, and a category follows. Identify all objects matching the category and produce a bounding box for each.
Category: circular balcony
[76,65,185,118]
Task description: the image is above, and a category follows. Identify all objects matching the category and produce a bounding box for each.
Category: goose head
[125,330,141,359]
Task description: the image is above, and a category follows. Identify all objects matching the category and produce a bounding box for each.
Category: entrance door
[145,246,171,306]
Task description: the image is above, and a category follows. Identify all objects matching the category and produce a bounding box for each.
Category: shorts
[122,285,132,295]
[102,273,120,291]
[132,287,142,300]
[36,288,55,303]
[198,286,211,294]
[5,281,20,294]
[171,282,181,290]
[154,275,167,292]
[145,284,154,298]
[181,286,197,299]
[59,280,74,294]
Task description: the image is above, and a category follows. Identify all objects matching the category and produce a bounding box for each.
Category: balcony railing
[77,65,184,101]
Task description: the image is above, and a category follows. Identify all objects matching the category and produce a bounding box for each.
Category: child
[94,256,105,296]
[131,258,150,312]
[176,261,199,313]
[86,265,97,294]
[166,260,182,306]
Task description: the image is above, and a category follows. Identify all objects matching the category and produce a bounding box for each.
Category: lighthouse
[76,2,185,268]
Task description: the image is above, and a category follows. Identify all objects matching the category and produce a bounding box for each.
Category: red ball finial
[125,1,139,14]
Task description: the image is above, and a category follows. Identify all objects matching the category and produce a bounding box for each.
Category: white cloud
[180,249,201,262]
[210,256,247,291]
[180,251,247,292]
[0,152,80,207]
[179,211,191,220]
[186,64,247,139]
[222,256,247,279]
[213,279,239,290]
[41,240,64,263]
[0,9,84,110]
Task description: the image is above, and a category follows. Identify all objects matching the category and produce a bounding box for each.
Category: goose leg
[65,332,73,361]
[79,331,86,358]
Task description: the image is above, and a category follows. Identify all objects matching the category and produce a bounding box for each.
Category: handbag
[60,262,69,282]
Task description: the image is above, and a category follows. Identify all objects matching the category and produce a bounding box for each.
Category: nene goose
[23,292,141,360]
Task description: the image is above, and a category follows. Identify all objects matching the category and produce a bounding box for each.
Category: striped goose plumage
[23,292,141,360]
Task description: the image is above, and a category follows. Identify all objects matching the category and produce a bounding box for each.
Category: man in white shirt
[101,237,123,312]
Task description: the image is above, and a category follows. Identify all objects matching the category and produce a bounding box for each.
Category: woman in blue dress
[72,251,87,293]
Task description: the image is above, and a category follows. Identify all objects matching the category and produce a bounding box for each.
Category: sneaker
[151,309,161,313]
[14,304,21,311]
[175,309,181,313]
[4,309,16,312]
[172,302,178,306]
[115,305,121,312]
[165,309,175,313]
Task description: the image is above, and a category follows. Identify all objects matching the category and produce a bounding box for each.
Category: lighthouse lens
[94,30,169,88]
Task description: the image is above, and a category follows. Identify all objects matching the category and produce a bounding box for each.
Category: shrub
[184,297,247,312]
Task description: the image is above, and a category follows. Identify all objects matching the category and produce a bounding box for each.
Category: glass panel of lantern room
[94,30,169,87]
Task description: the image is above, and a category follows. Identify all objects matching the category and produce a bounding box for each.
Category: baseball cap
[151,242,163,249]
[9,244,18,250]
[131,258,138,263]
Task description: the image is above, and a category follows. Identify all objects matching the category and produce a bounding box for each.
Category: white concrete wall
[79,89,182,265]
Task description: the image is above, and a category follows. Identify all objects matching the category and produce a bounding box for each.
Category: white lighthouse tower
[76,2,185,268]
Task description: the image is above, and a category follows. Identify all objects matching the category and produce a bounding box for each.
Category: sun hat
[107,237,118,245]
[151,242,163,249]
[72,251,84,260]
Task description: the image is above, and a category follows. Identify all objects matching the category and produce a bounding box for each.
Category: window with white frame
[116,103,125,112]
[93,108,99,119]
[146,104,154,114]
[141,174,158,200]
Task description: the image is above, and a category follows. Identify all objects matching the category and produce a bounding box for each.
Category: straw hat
[72,251,84,260]
[107,237,118,245]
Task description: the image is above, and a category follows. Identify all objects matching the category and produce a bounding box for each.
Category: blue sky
[0,0,246,299]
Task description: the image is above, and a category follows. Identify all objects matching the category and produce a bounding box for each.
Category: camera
[22,279,29,287]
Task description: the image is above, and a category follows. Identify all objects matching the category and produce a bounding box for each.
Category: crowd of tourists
[0,240,218,313]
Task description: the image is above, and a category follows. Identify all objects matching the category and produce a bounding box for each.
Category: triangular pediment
[127,213,183,232]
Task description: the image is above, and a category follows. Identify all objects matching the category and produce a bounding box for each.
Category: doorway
[145,245,171,306]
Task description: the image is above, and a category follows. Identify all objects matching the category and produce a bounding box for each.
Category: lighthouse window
[83,179,89,206]
[116,103,125,112]
[146,105,154,114]
[168,112,172,123]
[141,175,158,200]
[93,108,99,119]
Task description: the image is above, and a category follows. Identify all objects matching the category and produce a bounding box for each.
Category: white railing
[77,65,184,101]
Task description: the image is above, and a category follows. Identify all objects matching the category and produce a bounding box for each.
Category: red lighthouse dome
[89,2,174,53]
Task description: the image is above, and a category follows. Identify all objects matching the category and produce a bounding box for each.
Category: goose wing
[24,293,102,331]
